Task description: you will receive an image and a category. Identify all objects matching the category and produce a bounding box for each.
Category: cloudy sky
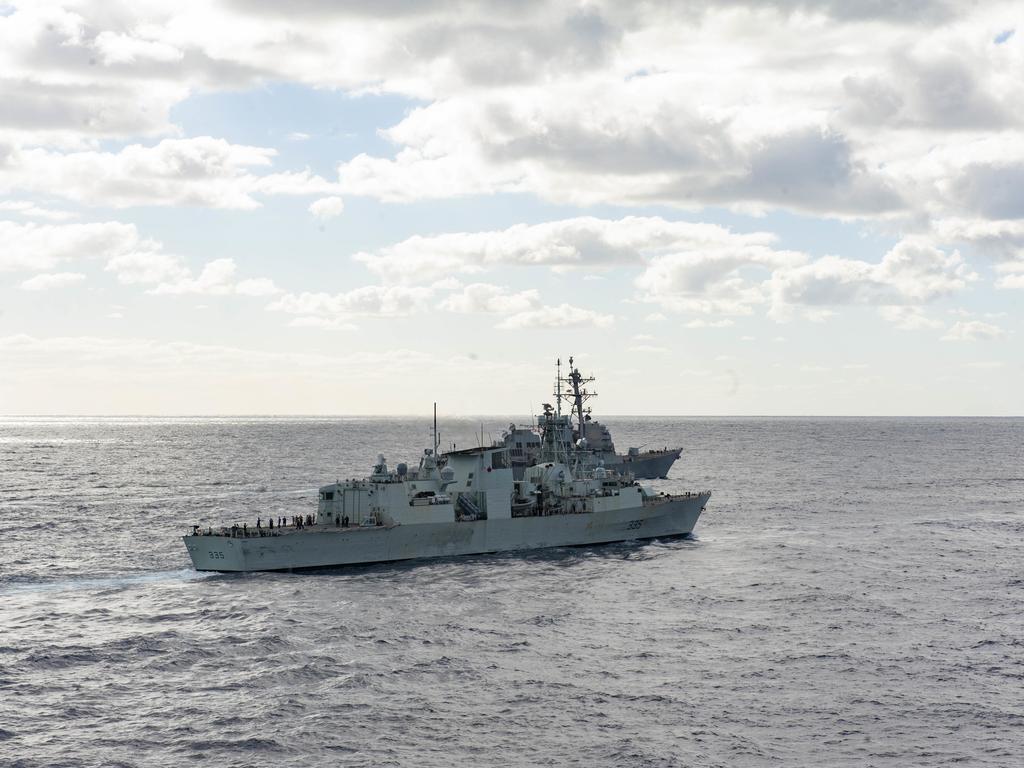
[1,0,1021,415]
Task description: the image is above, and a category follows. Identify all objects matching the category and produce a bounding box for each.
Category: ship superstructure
[503,357,683,480]
[182,406,710,572]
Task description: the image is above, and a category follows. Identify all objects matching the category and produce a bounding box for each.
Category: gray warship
[503,357,682,480]
[183,406,710,572]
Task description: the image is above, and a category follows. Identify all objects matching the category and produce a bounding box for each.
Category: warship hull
[183,493,709,572]
[605,448,682,480]
[511,448,682,481]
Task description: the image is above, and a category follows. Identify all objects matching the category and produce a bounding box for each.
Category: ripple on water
[1,417,1022,767]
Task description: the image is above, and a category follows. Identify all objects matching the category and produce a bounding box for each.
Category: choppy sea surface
[1,416,1021,767]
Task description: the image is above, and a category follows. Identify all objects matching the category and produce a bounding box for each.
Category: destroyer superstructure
[182,407,710,572]
[503,357,682,479]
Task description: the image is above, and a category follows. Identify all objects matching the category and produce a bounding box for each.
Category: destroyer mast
[554,356,597,442]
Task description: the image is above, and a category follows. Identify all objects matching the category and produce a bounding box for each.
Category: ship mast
[432,402,439,453]
[555,357,562,416]
[552,355,597,440]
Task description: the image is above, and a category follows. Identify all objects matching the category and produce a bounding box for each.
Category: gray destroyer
[503,357,682,480]
[183,410,710,572]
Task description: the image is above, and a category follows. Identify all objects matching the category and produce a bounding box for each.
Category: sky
[0,0,1021,416]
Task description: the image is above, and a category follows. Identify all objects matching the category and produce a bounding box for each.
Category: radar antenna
[552,355,597,439]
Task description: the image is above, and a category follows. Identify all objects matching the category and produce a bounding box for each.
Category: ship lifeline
[183,416,710,572]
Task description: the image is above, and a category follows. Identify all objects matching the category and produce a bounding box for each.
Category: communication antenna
[432,402,439,453]
[555,358,562,416]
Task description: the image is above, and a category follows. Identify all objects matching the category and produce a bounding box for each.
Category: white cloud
[94,31,184,66]
[0,220,140,272]
[0,138,339,209]
[0,200,77,221]
[0,220,281,301]
[636,240,805,316]
[267,279,612,330]
[934,218,1024,263]
[105,250,190,286]
[19,271,86,291]
[438,283,540,314]
[268,284,439,322]
[878,306,943,330]
[235,277,281,297]
[351,216,974,324]
[684,319,735,328]
[997,274,1024,289]
[0,1,1019,244]
[942,320,1007,341]
[496,304,614,330]
[148,259,284,297]
[152,258,238,295]
[308,196,345,221]
[355,216,803,290]
[769,239,975,315]
[995,262,1024,290]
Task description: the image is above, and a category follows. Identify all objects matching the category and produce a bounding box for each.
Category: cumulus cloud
[267,279,613,330]
[93,31,185,66]
[877,306,943,330]
[0,221,141,272]
[150,259,286,297]
[351,217,979,322]
[684,319,734,328]
[933,218,1024,263]
[496,304,614,330]
[0,138,339,209]
[0,0,1019,351]
[19,271,86,291]
[105,250,190,286]
[151,258,239,295]
[2,0,1021,232]
[235,277,282,296]
[768,239,975,314]
[337,89,903,216]
[308,196,345,221]
[0,219,202,291]
[438,283,541,315]
[355,216,794,284]
[995,264,1024,289]
[0,220,280,303]
[636,243,805,316]
[942,320,1007,341]
[0,200,78,221]
[268,284,439,323]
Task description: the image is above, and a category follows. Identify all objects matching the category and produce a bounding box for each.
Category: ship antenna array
[432,402,439,453]
[555,358,562,416]
[553,355,597,438]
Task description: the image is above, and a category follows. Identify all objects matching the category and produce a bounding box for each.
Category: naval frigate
[182,407,710,572]
[503,357,682,480]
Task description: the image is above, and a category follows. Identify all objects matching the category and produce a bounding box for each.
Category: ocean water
[1,416,1021,767]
